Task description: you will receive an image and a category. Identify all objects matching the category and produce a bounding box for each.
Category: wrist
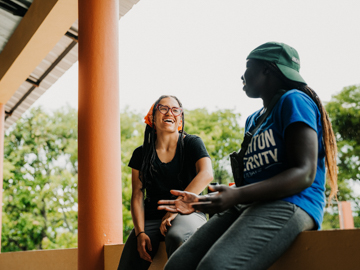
[136,231,145,238]
[234,186,246,204]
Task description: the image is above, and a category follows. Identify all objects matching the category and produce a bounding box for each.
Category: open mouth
[163,118,174,124]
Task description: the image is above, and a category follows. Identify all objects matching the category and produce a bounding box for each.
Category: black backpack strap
[230,90,286,187]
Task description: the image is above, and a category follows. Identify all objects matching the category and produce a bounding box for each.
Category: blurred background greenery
[2,85,360,251]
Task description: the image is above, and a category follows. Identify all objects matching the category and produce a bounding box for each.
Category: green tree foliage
[2,106,244,247]
[185,108,243,185]
[119,109,144,241]
[324,84,360,228]
[6,94,356,248]
[2,107,78,252]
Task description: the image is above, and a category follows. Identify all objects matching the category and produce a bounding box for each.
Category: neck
[261,86,284,109]
[261,79,285,108]
[155,131,179,150]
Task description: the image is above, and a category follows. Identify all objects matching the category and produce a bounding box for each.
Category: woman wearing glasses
[117,95,213,270]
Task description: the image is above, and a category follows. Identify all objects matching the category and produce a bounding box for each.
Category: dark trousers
[118,212,206,270]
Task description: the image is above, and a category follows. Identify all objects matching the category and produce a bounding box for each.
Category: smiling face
[241,59,267,98]
[153,97,182,133]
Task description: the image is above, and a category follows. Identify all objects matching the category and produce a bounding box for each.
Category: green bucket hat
[246,42,306,84]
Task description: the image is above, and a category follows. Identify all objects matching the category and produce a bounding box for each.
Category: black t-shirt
[128,134,210,220]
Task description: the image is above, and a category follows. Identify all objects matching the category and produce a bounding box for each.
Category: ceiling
[0,0,139,130]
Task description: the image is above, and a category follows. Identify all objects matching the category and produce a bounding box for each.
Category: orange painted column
[338,201,354,229]
[0,104,4,252]
[78,0,122,269]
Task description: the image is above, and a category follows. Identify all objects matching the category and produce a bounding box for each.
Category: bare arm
[131,169,145,235]
[185,157,213,194]
[131,169,152,262]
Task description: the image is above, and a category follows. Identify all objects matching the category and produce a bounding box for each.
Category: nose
[241,75,244,81]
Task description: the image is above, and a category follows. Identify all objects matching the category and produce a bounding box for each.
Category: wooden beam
[0,0,78,103]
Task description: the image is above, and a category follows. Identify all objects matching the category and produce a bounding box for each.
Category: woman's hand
[191,185,240,215]
[136,233,152,262]
[158,190,200,214]
[159,212,178,236]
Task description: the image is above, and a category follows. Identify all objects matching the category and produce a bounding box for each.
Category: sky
[32,0,360,127]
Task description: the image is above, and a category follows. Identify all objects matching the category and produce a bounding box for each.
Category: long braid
[264,61,338,204]
[139,95,186,192]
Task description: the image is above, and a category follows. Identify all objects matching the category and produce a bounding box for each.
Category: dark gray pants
[165,200,315,270]
[118,212,206,270]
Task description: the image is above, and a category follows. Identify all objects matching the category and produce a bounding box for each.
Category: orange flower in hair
[144,103,182,131]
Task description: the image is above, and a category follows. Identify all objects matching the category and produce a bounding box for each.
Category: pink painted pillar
[78,0,122,269]
[338,201,354,229]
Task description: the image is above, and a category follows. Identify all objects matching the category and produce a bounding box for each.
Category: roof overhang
[0,0,139,129]
[0,0,77,104]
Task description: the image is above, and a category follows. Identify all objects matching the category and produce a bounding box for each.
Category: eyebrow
[158,104,181,108]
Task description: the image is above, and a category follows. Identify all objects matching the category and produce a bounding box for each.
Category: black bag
[230,90,286,187]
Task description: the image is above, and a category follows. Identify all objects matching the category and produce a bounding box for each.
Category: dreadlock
[139,95,186,195]
[263,61,338,205]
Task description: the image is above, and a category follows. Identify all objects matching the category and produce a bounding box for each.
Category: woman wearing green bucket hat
[158,42,338,270]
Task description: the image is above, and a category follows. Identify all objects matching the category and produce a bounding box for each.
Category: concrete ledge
[105,229,360,270]
[0,248,77,270]
[269,229,360,270]
[1,229,358,269]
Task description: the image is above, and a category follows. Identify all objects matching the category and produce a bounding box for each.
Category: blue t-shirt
[243,90,326,229]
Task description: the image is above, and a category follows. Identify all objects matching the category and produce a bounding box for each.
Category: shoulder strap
[230,90,286,187]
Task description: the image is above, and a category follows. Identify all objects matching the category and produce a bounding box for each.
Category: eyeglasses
[156,104,183,117]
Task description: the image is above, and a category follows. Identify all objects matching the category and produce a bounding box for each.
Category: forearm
[184,169,213,194]
[183,157,213,194]
[131,194,145,235]
[235,166,314,204]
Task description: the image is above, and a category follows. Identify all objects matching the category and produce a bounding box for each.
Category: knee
[165,229,191,258]
[165,229,189,247]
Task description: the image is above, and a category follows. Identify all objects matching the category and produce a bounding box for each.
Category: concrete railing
[1,229,359,270]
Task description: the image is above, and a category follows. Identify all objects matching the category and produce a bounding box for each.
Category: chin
[244,90,259,99]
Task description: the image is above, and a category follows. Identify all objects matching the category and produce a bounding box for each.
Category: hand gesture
[136,233,152,262]
[159,212,178,236]
[158,190,200,215]
[191,185,239,215]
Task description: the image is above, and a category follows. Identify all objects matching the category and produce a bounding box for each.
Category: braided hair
[263,61,338,204]
[139,95,186,194]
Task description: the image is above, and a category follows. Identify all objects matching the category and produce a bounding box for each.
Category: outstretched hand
[191,185,240,215]
[157,190,200,215]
